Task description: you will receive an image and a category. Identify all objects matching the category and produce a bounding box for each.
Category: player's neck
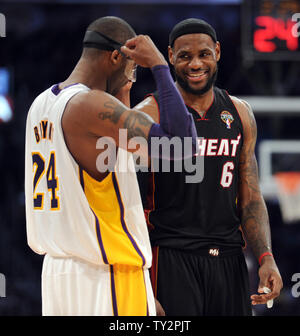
[176,83,214,117]
[61,58,107,92]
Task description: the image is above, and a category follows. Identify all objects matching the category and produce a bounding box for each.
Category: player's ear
[110,50,123,65]
[215,41,221,62]
[168,46,174,66]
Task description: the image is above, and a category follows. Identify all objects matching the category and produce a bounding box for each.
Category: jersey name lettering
[195,134,241,157]
[33,120,54,143]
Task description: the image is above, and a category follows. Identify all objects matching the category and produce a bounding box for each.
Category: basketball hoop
[274,172,300,224]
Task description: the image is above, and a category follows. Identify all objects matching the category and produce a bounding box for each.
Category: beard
[174,65,218,96]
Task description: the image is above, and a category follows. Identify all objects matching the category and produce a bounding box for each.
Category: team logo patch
[209,248,219,257]
[220,110,234,129]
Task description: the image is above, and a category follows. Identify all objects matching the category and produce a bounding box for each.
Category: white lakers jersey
[25,83,152,268]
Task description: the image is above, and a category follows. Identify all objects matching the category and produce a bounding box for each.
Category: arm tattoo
[239,101,272,259]
[241,198,272,258]
[98,101,126,124]
[123,112,152,140]
[98,100,152,140]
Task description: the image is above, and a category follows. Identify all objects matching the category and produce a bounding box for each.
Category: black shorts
[151,246,252,316]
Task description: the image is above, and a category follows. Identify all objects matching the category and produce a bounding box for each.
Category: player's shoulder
[135,94,157,108]
[229,95,256,122]
[229,95,252,113]
[229,95,257,139]
[70,88,109,104]
[28,87,53,119]
[66,88,118,114]
[134,94,159,123]
[32,86,53,104]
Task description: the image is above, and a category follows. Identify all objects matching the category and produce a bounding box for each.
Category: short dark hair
[86,16,136,46]
[169,18,217,48]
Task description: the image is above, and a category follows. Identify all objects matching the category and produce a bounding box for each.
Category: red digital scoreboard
[242,0,300,61]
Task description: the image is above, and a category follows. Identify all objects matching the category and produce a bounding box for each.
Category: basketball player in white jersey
[25,16,198,316]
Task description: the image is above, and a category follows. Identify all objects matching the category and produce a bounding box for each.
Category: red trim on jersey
[225,91,245,143]
[150,246,159,298]
[146,93,160,123]
[225,91,245,236]
[186,90,215,121]
[145,172,155,231]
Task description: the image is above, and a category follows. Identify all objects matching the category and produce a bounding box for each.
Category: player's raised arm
[234,97,283,306]
[123,35,198,156]
[64,35,198,160]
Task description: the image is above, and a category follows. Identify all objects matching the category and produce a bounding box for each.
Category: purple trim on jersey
[90,208,109,265]
[51,84,61,96]
[79,167,85,192]
[111,172,146,267]
[109,265,119,316]
[51,82,80,96]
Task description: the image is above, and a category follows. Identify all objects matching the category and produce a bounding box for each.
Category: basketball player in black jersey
[134,18,283,315]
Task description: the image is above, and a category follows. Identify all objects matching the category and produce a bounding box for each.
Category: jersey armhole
[144,92,160,123]
[224,90,245,145]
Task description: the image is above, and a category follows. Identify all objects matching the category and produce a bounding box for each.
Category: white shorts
[42,254,156,316]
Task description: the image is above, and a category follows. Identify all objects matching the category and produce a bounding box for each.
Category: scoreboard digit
[242,0,300,61]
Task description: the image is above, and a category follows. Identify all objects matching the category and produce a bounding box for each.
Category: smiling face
[169,33,220,95]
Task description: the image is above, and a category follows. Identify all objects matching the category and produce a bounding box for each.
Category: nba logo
[0,13,6,37]
[209,248,219,257]
[220,111,234,129]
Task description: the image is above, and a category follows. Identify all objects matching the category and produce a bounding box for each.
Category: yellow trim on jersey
[81,170,144,267]
[111,264,148,316]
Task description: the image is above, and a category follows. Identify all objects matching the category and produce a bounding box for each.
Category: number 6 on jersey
[220,161,234,188]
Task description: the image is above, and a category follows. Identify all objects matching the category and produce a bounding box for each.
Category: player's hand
[250,257,283,306]
[155,298,166,316]
[121,35,168,68]
[114,81,133,107]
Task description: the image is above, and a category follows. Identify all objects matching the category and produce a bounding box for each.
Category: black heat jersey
[138,86,245,250]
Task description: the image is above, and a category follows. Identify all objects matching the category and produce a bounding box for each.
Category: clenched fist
[121,35,168,68]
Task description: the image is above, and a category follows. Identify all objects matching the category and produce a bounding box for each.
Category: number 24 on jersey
[32,151,60,211]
